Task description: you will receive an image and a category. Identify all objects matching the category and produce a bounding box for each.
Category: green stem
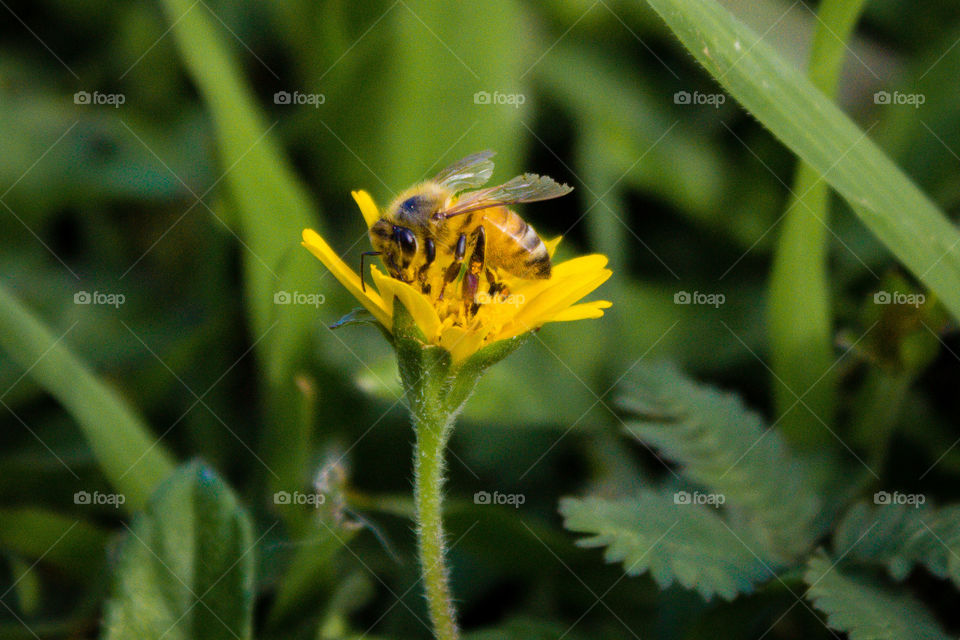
[768,0,867,449]
[412,404,459,640]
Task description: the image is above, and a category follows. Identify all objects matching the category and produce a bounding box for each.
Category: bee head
[369,218,418,281]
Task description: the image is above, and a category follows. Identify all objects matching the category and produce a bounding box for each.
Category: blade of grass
[645,0,960,328]
[157,0,327,497]
[0,508,110,581]
[768,0,867,448]
[0,284,175,511]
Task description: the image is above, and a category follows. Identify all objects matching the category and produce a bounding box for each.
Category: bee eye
[393,226,417,255]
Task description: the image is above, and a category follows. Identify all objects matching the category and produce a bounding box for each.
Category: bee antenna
[359,251,382,292]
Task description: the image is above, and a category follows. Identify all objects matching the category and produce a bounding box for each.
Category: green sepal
[329,307,378,330]
[445,332,532,414]
[391,298,533,417]
[392,300,451,415]
[330,307,392,344]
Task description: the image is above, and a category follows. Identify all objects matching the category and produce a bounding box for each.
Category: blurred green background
[2,0,960,638]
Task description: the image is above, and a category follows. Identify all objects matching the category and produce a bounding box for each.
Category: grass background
[2,0,960,637]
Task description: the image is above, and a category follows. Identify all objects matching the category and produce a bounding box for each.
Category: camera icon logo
[274,91,292,105]
[674,291,691,304]
[473,491,491,505]
[74,490,91,504]
[873,291,891,304]
[673,491,691,504]
[473,91,491,105]
[874,491,891,505]
[874,90,891,105]
[274,491,291,505]
[74,91,91,105]
[74,291,92,304]
[674,90,691,105]
[274,291,291,304]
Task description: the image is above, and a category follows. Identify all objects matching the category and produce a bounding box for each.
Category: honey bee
[363,150,573,313]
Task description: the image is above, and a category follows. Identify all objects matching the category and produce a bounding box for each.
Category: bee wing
[433,150,496,192]
[435,173,573,219]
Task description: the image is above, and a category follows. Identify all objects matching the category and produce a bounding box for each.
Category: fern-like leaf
[834,500,960,588]
[804,552,950,640]
[619,362,821,559]
[559,488,775,601]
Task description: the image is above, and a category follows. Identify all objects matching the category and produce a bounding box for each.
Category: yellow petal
[546,300,612,323]
[498,268,612,340]
[370,268,441,341]
[368,266,395,316]
[439,325,488,363]
[544,236,562,258]
[301,229,391,328]
[352,190,380,229]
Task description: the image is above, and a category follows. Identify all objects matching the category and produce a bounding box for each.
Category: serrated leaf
[804,552,950,640]
[560,488,774,601]
[619,362,820,559]
[645,0,960,324]
[102,462,254,640]
[834,500,960,588]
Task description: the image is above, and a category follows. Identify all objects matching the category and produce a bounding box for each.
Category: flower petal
[546,300,612,323]
[498,268,612,340]
[352,190,380,229]
[370,268,441,341]
[544,236,562,258]
[301,228,391,328]
[438,325,488,363]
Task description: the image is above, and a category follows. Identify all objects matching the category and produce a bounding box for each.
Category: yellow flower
[302,190,612,363]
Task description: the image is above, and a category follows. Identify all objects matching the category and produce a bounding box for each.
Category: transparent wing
[435,173,573,219]
[433,150,496,192]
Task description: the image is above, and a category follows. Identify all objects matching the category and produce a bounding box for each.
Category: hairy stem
[413,404,458,640]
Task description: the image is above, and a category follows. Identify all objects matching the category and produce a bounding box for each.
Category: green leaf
[102,462,255,640]
[559,488,774,601]
[804,552,950,640]
[834,500,960,588]
[620,362,821,559]
[644,0,960,324]
[0,508,109,581]
[0,283,175,511]
[329,307,380,331]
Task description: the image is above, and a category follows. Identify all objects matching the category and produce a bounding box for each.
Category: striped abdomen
[481,206,551,279]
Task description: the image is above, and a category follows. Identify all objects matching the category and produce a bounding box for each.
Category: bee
[363,150,573,313]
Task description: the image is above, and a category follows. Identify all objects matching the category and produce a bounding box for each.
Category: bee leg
[417,237,436,294]
[439,232,467,301]
[486,268,507,298]
[463,226,486,317]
